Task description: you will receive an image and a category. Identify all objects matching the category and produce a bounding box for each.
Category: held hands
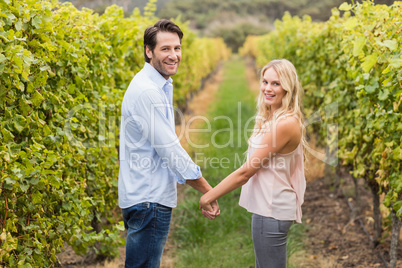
[199,195,220,220]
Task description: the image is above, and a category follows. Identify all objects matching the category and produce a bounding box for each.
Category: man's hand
[200,196,220,220]
[186,177,220,219]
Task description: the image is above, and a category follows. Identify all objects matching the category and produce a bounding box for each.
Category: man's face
[146,31,182,80]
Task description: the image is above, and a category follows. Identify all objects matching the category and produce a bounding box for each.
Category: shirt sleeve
[132,89,202,184]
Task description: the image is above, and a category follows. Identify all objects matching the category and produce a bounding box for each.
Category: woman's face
[260,67,286,112]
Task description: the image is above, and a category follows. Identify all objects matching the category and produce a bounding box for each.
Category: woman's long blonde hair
[253,59,308,157]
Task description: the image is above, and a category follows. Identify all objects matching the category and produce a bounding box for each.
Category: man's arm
[134,91,220,218]
[186,177,220,219]
[185,176,212,193]
[133,90,201,183]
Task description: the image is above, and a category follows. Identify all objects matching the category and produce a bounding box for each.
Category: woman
[200,59,307,268]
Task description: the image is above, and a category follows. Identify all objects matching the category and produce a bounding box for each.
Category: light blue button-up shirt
[118,63,202,209]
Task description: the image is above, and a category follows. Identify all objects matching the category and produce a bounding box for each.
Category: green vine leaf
[339,2,352,11]
[361,53,377,73]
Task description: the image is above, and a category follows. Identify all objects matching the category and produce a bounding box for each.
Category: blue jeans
[252,214,293,268]
[122,202,172,268]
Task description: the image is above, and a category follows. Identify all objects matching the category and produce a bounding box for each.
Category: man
[118,19,220,268]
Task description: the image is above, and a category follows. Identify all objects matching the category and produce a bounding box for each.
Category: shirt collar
[143,62,173,89]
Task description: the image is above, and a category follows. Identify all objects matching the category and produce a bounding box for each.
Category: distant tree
[210,22,270,53]
[62,0,171,16]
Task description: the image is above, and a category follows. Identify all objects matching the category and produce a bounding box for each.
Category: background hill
[63,0,397,52]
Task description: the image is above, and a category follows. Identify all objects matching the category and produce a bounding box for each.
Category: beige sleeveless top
[239,130,306,223]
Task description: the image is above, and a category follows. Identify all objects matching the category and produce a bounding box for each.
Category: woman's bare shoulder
[276,115,300,129]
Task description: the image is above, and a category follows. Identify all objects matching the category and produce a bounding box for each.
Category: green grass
[172,56,305,267]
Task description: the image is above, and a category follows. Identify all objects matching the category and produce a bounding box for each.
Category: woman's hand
[200,196,220,220]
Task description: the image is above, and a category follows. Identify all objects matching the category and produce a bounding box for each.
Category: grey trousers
[252,214,293,268]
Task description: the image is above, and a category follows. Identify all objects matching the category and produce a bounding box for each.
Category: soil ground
[293,172,402,268]
[58,60,401,268]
